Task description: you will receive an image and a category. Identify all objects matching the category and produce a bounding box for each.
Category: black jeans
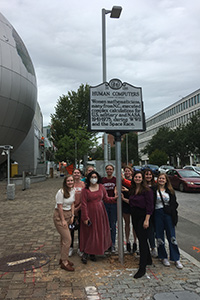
[131,206,152,269]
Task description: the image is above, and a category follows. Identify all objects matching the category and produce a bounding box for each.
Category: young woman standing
[68,168,85,257]
[53,175,75,271]
[154,173,183,269]
[143,169,157,258]
[122,166,137,253]
[122,171,154,278]
[102,164,117,252]
[80,170,118,264]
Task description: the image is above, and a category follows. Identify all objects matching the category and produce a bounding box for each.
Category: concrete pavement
[0,176,200,300]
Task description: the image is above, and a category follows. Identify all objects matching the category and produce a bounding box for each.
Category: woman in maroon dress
[80,170,118,264]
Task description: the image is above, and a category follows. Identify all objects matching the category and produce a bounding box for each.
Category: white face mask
[90,178,98,184]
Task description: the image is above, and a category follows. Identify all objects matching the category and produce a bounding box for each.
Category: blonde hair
[157,173,175,194]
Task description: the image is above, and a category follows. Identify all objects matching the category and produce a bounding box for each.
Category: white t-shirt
[155,190,170,210]
[55,188,75,210]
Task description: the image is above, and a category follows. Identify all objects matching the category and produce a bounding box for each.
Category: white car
[159,165,174,173]
[183,165,200,175]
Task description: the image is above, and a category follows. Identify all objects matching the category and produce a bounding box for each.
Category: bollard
[25,177,31,189]
[7,184,15,200]
[22,171,26,190]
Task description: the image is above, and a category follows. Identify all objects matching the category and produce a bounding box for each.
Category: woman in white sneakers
[154,173,183,269]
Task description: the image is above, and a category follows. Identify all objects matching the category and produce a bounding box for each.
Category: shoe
[59,259,74,266]
[162,258,170,267]
[111,245,116,253]
[134,268,146,279]
[151,248,157,258]
[175,260,183,269]
[126,242,131,253]
[90,255,97,262]
[132,242,137,253]
[81,253,88,264]
[60,262,74,271]
[68,247,73,257]
[77,248,83,257]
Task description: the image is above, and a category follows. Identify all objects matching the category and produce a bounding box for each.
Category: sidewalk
[0,177,200,300]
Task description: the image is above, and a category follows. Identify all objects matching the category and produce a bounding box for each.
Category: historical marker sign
[89,79,145,132]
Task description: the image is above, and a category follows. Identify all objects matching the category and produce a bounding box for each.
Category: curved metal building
[0,13,37,165]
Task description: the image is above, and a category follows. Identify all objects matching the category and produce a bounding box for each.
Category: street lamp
[102,6,122,171]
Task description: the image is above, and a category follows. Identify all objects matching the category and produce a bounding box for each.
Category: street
[175,190,200,262]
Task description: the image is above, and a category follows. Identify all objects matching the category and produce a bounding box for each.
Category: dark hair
[105,164,114,170]
[129,171,149,195]
[157,173,175,194]
[143,168,156,187]
[85,170,101,189]
[63,175,74,198]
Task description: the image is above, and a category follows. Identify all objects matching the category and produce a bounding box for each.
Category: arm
[102,185,117,203]
[57,204,68,227]
[121,193,129,203]
[122,178,131,188]
[81,188,89,224]
[143,214,150,229]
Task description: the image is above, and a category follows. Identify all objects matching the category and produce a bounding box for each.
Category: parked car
[133,165,142,172]
[159,165,174,173]
[141,164,159,176]
[183,165,200,175]
[166,169,200,192]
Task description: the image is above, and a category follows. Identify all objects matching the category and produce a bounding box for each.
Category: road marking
[7,257,37,266]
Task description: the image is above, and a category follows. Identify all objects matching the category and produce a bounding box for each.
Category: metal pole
[126,134,129,165]
[7,149,10,184]
[102,8,108,173]
[115,132,124,264]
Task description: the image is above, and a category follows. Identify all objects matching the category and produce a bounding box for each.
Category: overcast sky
[1,0,200,126]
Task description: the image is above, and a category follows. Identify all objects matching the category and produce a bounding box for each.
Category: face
[106,166,114,176]
[90,173,98,185]
[157,175,167,186]
[144,171,153,182]
[124,168,132,179]
[87,167,94,175]
[73,169,81,179]
[133,173,143,185]
[66,176,74,188]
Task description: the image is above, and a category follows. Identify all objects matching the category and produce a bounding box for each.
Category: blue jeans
[155,208,180,261]
[104,203,117,246]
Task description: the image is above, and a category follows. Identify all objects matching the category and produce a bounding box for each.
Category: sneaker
[162,258,170,267]
[175,260,183,269]
[126,242,131,253]
[77,248,83,257]
[111,245,116,253]
[132,242,137,253]
[151,248,157,258]
[68,247,73,257]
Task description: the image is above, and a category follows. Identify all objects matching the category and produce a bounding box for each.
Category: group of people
[53,164,183,278]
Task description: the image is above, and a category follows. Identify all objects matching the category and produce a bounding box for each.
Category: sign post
[89,79,145,263]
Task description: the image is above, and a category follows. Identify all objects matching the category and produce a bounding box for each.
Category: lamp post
[102,6,122,172]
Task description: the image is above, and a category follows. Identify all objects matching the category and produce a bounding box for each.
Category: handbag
[158,190,178,225]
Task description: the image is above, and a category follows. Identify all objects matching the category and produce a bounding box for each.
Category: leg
[155,209,168,259]
[164,214,180,262]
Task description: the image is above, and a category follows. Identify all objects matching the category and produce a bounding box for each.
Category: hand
[121,186,129,192]
[69,215,74,225]
[143,219,149,229]
[61,220,68,227]
[84,219,89,225]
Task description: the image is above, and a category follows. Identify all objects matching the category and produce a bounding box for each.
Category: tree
[186,112,200,154]
[51,84,97,164]
[149,149,168,166]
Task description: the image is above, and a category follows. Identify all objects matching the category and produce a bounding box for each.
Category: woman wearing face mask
[80,170,118,264]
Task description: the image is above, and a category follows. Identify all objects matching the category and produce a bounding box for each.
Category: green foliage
[51,84,96,164]
[149,149,168,166]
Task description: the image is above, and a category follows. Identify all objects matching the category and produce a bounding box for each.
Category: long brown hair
[63,175,74,198]
[129,171,149,195]
[157,173,175,195]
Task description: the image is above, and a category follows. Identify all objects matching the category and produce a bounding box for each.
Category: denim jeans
[154,208,180,261]
[104,202,117,246]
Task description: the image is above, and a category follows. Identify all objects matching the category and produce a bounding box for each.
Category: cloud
[1,0,200,125]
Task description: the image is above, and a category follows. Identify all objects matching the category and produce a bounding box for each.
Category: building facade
[138,88,200,164]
